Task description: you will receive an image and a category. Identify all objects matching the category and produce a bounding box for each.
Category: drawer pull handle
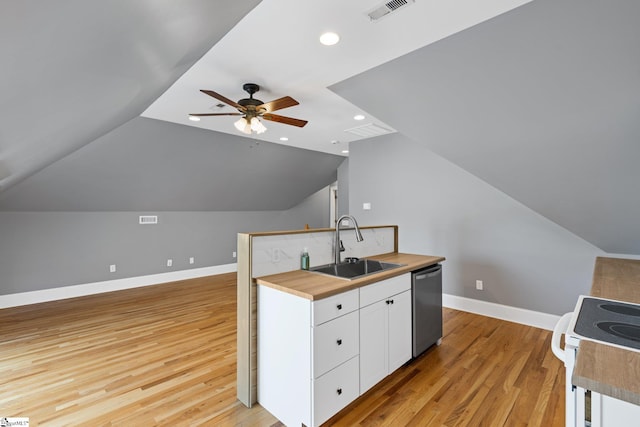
[336,339,342,345]
[337,388,342,395]
[337,304,342,310]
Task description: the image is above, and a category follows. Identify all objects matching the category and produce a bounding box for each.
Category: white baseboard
[443,294,560,331]
[0,264,238,309]
[2,274,561,331]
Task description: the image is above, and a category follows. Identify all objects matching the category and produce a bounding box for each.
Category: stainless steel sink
[309,259,405,280]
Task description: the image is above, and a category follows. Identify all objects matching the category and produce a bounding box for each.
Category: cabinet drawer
[313,356,359,427]
[313,310,359,378]
[312,289,359,325]
[360,273,410,308]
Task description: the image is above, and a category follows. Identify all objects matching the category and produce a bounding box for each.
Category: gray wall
[0,118,343,212]
[337,158,349,218]
[281,185,331,229]
[349,134,603,315]
[0,187,330,295]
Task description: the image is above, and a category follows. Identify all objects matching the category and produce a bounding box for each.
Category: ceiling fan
[189,83,308,135]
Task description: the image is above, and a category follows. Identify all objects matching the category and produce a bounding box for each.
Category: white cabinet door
[359,298,388,394]
[387,289,412,373]
[591,391,640,426]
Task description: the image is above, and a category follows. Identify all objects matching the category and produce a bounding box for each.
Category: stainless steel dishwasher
[412,264,443,357]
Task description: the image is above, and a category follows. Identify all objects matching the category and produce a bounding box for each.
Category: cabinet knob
[336,338,342,345]
[386,299,394,305]
[336,304,342,310]
[337,388,342,395]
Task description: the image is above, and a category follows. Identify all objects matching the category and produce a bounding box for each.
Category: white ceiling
[142,0,532,156]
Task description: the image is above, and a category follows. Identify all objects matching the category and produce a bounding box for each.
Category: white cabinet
[258,273,413,427]
[258,285,360,427]
[359,273,412,394]
[589,391,640,427]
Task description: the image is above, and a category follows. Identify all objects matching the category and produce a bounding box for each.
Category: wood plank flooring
[0,273,564,426]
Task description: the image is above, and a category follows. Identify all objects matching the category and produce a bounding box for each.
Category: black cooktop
[573,296,640,352]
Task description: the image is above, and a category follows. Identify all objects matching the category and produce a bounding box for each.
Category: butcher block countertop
[255,252,445,301]
[572,257,640,405]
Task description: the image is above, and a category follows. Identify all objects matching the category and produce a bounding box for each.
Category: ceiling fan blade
[189,113,243,117]
[200,89,244,110]
[262,113,308,128]
[257,96,299,113]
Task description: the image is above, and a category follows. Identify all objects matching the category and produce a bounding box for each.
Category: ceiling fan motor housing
[239,83,263,110]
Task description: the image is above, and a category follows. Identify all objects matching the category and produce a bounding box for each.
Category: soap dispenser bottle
[301,248,310,270]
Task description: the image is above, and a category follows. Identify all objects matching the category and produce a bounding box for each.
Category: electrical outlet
[232,251,237,258]
[109,264,116,273]
[476,280,483,291]
[167,259,173,267]
[189,257,194,265]
[272,248,280,263]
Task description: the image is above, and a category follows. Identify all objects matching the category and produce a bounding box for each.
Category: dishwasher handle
[414,264,441,280]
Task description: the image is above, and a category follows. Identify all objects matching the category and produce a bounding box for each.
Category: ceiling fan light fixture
[250,117,267,134]
[234,117,252,134]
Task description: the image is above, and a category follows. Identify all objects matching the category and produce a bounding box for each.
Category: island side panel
[236,233,252,406]
[257,285,312,426]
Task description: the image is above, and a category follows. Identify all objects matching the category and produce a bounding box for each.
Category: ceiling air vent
[344,123,394,138]
[139,215,158,225]
[367,0,415,22]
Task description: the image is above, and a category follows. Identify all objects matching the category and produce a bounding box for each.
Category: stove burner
[599,303,640,317]
[596,321,640,343]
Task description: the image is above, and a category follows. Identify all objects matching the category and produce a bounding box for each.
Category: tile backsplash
[252,227,395,277]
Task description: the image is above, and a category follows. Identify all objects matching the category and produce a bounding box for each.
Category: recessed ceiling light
[354,114,365,121]
[319,32,340,46]
[341,150,349,154]
[280,137,289,141]
[188,115,200,122]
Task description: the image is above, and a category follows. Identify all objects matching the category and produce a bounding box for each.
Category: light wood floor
[0,273,565,426]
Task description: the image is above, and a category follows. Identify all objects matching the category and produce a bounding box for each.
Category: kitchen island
[256,252,444,427]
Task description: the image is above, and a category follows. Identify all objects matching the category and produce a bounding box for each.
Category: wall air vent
[367,0,415,22]
[344,123,395,138]
[139,215,158,225]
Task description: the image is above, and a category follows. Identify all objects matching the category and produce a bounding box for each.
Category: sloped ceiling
[0,0,261,192]
[0,117,342,211]
[331,0,640,254]
[2,0,639,255]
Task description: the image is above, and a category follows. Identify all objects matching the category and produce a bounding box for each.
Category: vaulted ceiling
[0,0,261,192]
[1,1,639,254]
